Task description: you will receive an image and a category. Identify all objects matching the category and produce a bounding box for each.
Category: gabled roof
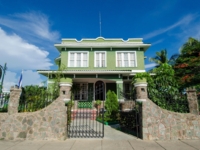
[54,37,151,52]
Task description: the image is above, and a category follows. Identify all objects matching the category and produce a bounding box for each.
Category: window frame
[73,83,88,101]
[68,51,89,67]
[94,51,107,67]
[115,51,137,67]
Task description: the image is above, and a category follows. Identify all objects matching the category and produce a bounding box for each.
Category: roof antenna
[99,12,102,37]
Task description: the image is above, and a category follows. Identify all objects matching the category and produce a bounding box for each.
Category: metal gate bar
[67,107,104,138]
[67,85,105,138]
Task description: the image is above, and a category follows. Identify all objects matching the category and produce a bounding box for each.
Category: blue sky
[0,0,200,91]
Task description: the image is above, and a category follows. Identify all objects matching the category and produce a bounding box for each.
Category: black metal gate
[67,85,105,138]
[119,88,141,138]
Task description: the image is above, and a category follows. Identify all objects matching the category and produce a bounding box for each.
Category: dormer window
[68,51,88,67]
[116,51,136,67]
[95,51,106,67]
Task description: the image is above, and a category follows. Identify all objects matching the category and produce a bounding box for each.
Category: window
[116,52,136,67]
[68,52,88,67]
[74,83,88,100]
[124,83,133,100]
[95,52,106,67]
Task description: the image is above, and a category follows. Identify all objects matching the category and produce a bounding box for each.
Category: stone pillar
[59,79,72,103]
[134,78,148,102]
[116,80,124,102]
[134,78,148,139]
[8,86,21,115]
[186,87,199,115]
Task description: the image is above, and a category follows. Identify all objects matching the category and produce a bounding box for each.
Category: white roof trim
[61,37,143,42]
[55,43,151,49]
[131,70,146,72]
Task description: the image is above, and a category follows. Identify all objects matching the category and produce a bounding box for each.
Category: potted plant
[94,100,102,110]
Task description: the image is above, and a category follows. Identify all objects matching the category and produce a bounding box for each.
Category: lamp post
[0,63,7,93]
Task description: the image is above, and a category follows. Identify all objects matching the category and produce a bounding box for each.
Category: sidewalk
[0,125,200,150]
[0,139,200,150]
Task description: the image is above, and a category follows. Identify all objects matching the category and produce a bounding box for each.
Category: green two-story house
[38,37,151,103]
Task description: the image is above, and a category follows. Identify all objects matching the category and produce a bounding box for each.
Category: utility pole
[0,63,7,93]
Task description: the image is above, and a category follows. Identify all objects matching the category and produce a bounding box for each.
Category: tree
[149,49,179,68]
[174,37,200,88]
[134,63,189,113]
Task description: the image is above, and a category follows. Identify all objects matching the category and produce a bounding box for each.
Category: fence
[0,92,10,112]
[148,91,189,113]
[18,91,59,112]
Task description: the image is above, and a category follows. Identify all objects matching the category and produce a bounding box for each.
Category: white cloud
[144,14,198,40]
[2,71,17,92]
[151,39,164,45]
[3,70,45,91]
[0,11,59,91]
[145,63,157,69]
[175,18,200,42]
[0,11,60,42]
[0,28,53,70]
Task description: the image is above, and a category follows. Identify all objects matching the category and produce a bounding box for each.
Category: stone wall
[119,101,135,111]
[141,98,200,140]
[0,97,67,140]
[0,85,69,140]
[134,78,200,140]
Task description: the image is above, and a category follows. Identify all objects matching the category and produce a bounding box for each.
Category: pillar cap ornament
[136,99,146,102]
[59,83,72,87]
[63,98,70,102]
[134,82,147,87]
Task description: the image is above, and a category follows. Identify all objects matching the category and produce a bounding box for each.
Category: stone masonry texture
[134,81,200,140]
[186,87,199,115]
[141,98,200,140]
[0,87,67,140]
[8,87,21,115]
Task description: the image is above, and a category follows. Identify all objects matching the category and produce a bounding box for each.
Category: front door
[95,81,105,100]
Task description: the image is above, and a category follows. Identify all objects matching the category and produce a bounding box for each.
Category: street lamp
[0,63,7,93]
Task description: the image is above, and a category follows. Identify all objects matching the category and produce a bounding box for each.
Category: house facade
[38,37,151,103]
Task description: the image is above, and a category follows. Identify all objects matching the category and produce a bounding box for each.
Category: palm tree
[149,49,179,67]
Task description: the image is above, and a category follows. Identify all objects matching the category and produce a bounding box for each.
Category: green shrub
[104,90,119,122]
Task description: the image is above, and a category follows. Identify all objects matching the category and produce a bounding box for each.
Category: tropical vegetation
[18,85,59,112]
[144,37,200,112]
[174,37,200,88]
[149,49,179,67]
[134,63,189,113]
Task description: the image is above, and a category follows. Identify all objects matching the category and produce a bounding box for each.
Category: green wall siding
[136,51,145,70]
[60,48,145,71]
[61,51,68,68]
